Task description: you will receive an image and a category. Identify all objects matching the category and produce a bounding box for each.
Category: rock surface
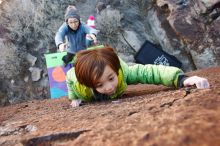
[150,0,220,70]
[1,0,220,105]
[0,67,220,146]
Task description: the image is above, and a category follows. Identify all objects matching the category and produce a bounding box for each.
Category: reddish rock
[0,67,220,146]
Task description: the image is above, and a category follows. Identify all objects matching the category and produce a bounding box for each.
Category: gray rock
[190,49,218,69]
[29,67,42,82]
[26,53,37,66]
[120,30,142,52]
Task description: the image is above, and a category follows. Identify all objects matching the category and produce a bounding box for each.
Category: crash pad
[44,52,73,99]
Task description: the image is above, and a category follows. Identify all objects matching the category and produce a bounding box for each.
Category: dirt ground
[0,67,220,146]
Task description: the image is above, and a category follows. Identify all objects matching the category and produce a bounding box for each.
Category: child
[55,5,98,66]
[66,45,210,107]
[86,15,96,28]
[86,15,96,47]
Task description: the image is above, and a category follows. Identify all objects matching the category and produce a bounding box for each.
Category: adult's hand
[59,43,67,52]
[88,34,97,44]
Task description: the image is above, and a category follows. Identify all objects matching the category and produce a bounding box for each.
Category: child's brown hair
[75,45,120,88]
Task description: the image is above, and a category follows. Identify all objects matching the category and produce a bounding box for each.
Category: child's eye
[96,84,103,88]
[109,76,114,81]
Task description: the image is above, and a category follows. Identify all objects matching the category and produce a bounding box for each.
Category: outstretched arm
[55,23,67,43]
[87,33,97,44]
[83,24,98,44]
[126,64,183,87]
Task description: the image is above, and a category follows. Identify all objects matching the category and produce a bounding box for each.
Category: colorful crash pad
[44,45,104,99]
[44,52,73,99]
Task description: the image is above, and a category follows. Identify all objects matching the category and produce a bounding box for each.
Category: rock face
[1,0,220,106]
[143,0,220,71]
[0,67,220,146]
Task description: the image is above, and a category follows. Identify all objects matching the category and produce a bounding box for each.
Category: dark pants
[62,52,75,65]
[62,39,94,66]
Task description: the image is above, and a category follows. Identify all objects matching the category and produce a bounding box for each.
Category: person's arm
[125,63,210,89]
[66,69,82,107]
[88,33,97,44]
[58,43,67,52]
[55,23,68,51]
[126,64,183,87]
[66,68,79,100]
[83,24,98,43]
[66,68,93,107]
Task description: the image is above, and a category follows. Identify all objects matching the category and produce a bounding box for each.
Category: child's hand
[183,76,210,89]
[70,99,82,107]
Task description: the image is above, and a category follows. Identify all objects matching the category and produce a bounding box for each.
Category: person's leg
[62,53,75,66]
[86,34,94,47]
[86,39,94,47]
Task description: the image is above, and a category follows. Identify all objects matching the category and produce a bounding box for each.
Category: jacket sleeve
[126,64,184,87]
[66,68,93,101]
[66,68,79,100]
[55,23,68,47]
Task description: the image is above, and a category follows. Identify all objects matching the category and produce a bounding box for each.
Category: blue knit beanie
[65,9,80,22]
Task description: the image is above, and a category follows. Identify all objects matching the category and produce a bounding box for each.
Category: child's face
[67,18,79,30]
[95,65,118,95]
